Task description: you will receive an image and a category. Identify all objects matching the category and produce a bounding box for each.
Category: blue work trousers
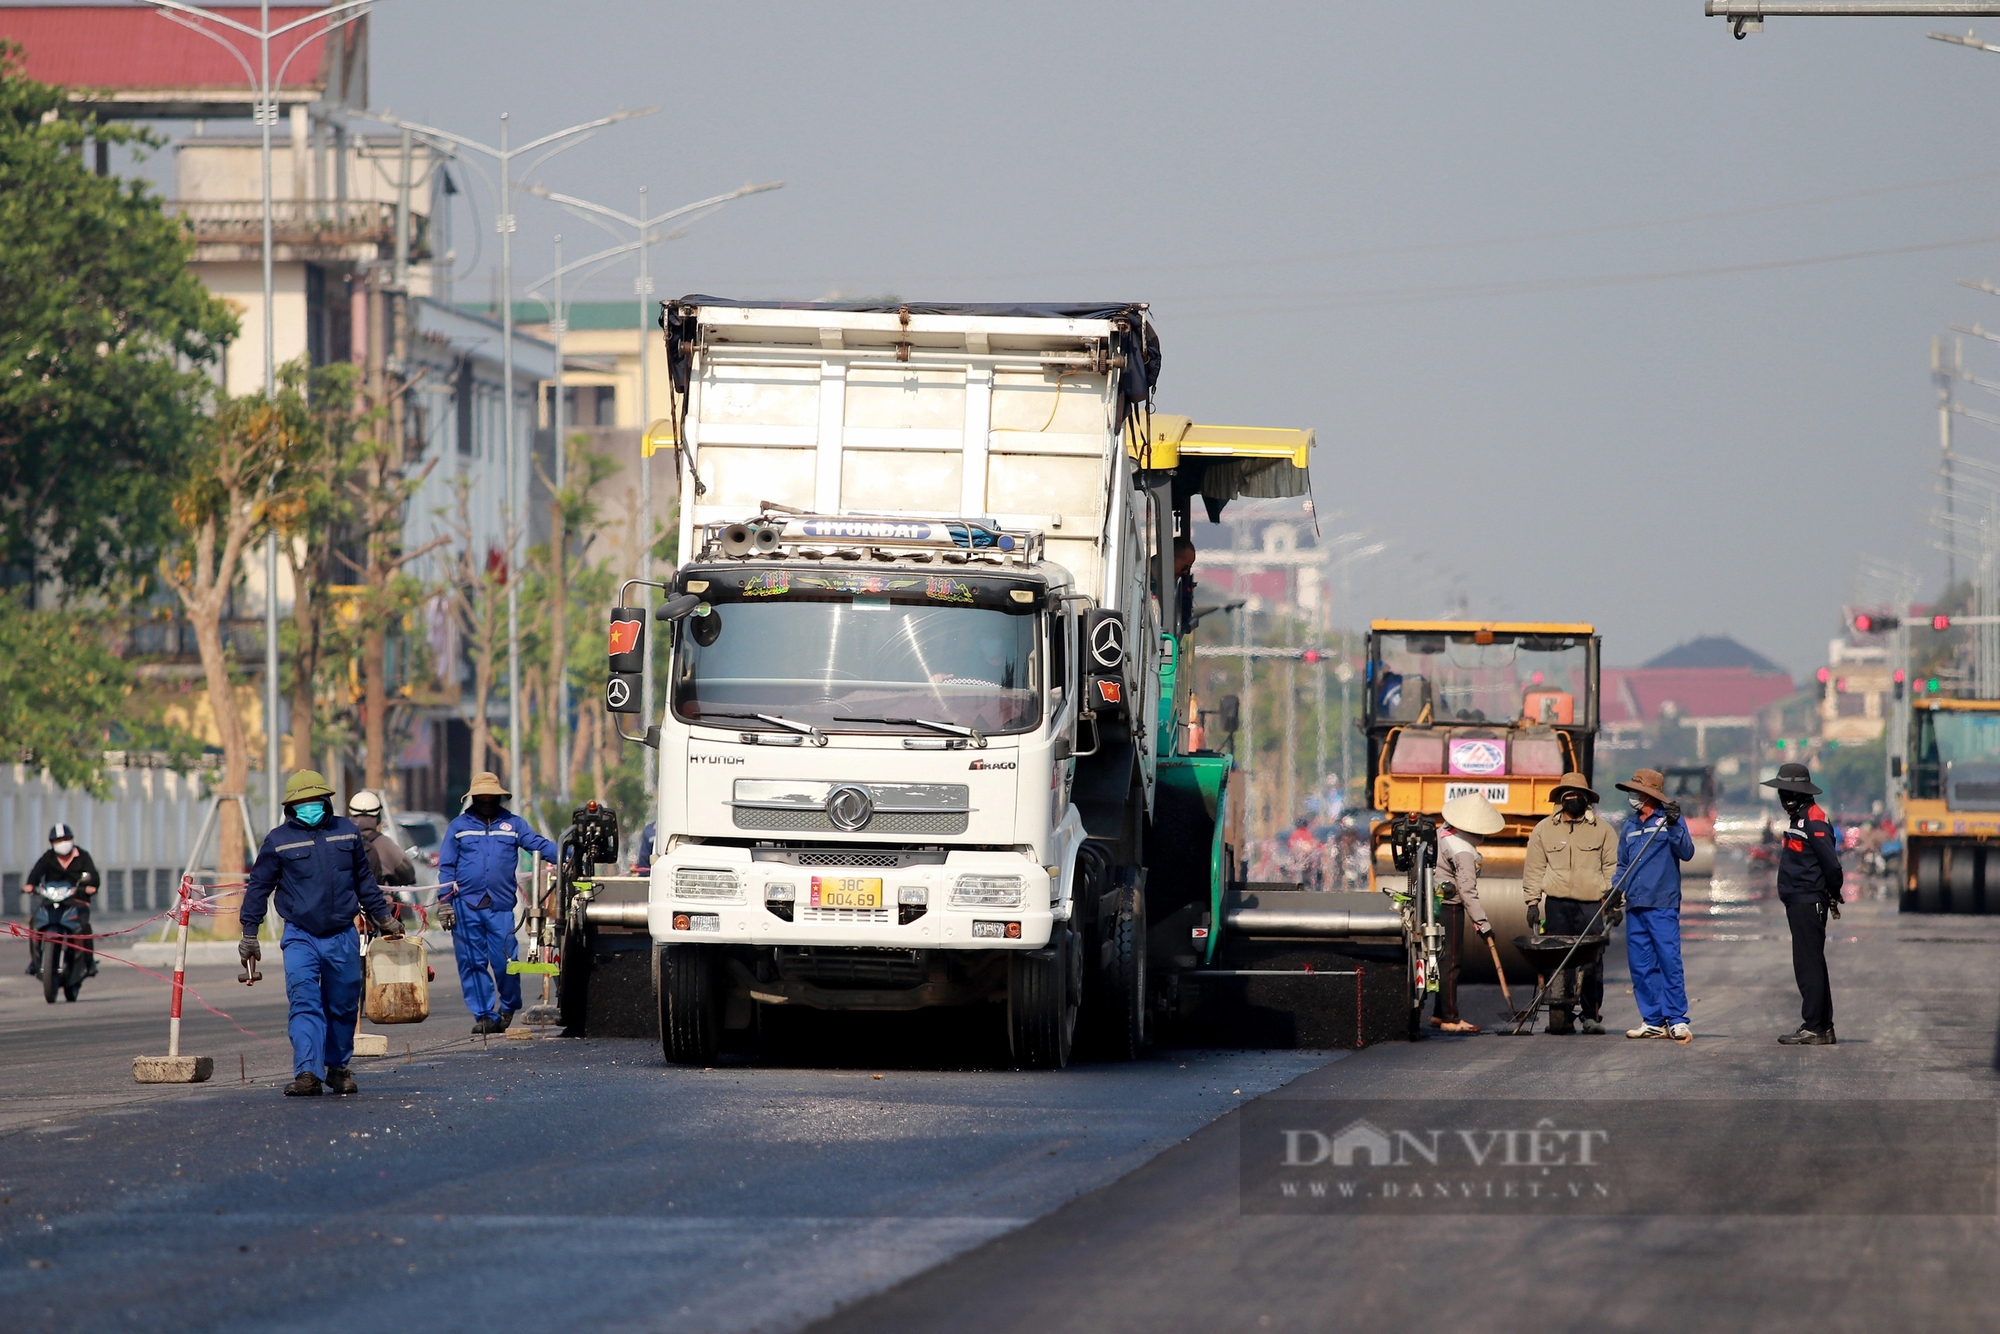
[453,903,522,1019]
[281,924,361,1077]
[1625,906,1688,1028]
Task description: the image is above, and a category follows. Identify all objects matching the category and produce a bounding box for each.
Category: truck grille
[733,807,968,835]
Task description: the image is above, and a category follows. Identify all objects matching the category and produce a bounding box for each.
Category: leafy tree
[0,43,236,602]
[0,597,195,794]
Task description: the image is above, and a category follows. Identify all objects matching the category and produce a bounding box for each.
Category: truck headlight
[764,882,796,903]
[951,874,1023,907]
[897,885,928,906]
[674,868,743,902]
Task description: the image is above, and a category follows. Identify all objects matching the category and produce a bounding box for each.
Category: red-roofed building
[1601,636,1801,760]
[0,5,365,120]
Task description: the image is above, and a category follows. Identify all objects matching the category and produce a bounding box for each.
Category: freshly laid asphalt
[4,852,1997,1334]
[0,923,1328,1334]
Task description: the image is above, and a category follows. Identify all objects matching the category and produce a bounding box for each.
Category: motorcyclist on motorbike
[23,823,100,980]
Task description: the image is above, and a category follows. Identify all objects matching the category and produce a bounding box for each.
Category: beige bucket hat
[465,771,511,800]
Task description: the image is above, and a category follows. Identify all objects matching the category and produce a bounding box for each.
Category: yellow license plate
[811,877,883,909]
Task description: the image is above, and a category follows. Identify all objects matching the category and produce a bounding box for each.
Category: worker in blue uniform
[1764,762,1844,1045]
[240,770,402,1097]
[437,771,559,1034]
[1614,768,1697,1044]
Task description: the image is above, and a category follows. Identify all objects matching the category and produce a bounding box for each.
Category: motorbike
[32,870,95,1004]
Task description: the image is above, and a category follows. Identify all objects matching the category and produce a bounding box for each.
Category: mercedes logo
[1090,616,1125,670]
[605,677,633,710]
[825,784,875,831]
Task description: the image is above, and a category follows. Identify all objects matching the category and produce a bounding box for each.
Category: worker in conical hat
[1433,792,1504,1034]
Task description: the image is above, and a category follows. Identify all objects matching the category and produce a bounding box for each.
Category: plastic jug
[363,934,430,1024]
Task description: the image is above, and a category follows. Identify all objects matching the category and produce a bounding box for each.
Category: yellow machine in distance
[1364,620,1602,979]
[1904,696,2000,913]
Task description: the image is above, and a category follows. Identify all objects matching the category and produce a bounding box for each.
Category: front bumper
[649,848,1055,949]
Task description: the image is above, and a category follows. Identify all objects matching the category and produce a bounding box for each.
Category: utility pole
[1937,335,1959,587]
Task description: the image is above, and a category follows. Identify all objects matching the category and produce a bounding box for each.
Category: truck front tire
[1008,922,1079,1069]
[660,944,721,1065]
[1088,886,1148,1060]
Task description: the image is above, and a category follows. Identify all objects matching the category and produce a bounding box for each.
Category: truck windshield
[1369,631,1593,727]
[1912,710,2000,799]
[671,572,1042,735]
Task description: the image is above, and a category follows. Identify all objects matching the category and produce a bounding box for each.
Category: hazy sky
[44,1,2000,674]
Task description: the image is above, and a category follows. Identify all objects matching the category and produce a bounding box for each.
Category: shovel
[1484,935,1531,1029]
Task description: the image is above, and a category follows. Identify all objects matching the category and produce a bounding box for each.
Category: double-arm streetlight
[521,179,782,796]
[138,0,378,830]
[357,105,657,797]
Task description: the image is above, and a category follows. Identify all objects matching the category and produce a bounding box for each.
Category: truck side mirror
[606,606,646,715]
[1079,608,1129,718]
[658,593,703,621]
[1219,694,1241,734]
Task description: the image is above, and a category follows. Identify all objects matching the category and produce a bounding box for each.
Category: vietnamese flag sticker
[608,619,643,657]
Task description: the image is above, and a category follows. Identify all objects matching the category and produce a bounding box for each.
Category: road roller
[1904,696,2000,914]
[1362,620,1602,984]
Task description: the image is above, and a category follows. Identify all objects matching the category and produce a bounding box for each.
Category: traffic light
[1853,611,1899,634]
[1816,666,1831,701]
[1301,649,1322,664]
[1928,677,1941,693]
[1894,668,1906,701]
[1933,614,1951,631]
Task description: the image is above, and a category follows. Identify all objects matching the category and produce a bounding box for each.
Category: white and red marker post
[133,877,215,1084]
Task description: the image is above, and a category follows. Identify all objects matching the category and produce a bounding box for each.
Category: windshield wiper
[688,710,827,746]
[842,715,987,748]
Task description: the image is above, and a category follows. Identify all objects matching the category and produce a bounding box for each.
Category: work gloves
[436,902,455,931]
[1523,904,1542,936]
[1662,801,1683,825]
[372,915,405,940]
[1475,921,1494,939]
[1602,896,1624,928]
[238,935,261,964]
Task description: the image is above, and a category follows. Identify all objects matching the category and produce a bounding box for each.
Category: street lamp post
[519,179,782,796]
[141,0,378,831]
[358,106,658,799]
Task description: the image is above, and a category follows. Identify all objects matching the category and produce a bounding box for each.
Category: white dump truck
[597,300,1170,1067]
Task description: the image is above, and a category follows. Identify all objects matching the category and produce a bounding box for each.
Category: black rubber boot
[472,1017,501,1035]
[1778,1027,1837,1046]
[497,1009,517,1032]
[284,1071,325,1096]
[324,1067,358,1095]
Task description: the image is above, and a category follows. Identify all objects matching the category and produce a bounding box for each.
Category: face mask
[1628,797,1645,814]
[1560,795,1588,818]
[471,797,502,819]
[1781,794,1811,817]
[293,800,328,828]
[53,840,74,857]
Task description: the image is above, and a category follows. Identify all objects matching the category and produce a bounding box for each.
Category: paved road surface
[0,926,1329,1333]
[810,875,2000,1334]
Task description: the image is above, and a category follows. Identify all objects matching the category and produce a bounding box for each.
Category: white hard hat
[1441,793,1505,837]
[348,790,384,817]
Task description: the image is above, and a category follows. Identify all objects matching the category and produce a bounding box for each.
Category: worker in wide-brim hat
[1614,769,1696,1044]
[437,772,559,1035]
[240,770,402,1096]
[1762,762,1844,1045]
[1521,772,1618,1034]
[1432,793,1504,1034]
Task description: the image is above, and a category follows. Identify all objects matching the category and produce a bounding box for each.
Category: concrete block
[351,1033,390,1057]
[133,1055,214,1083]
